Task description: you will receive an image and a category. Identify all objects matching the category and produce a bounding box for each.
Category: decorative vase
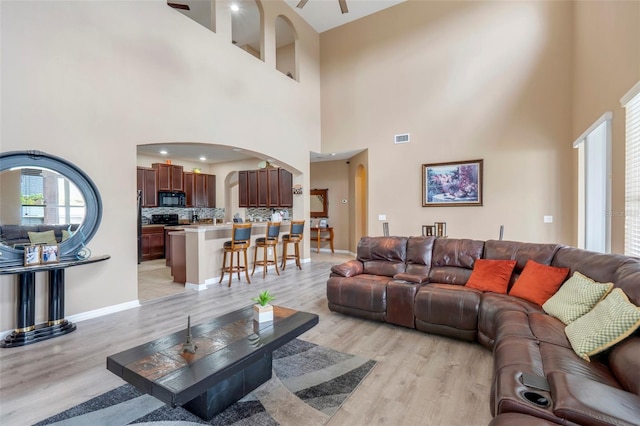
[253,304,274,323]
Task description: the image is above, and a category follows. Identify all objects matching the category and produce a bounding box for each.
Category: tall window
[574,113,612,253]
[622,81,640,257]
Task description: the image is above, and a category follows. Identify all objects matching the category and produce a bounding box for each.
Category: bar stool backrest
[290,220,305,237]
[232,223,252,246]
[267,222,281,239]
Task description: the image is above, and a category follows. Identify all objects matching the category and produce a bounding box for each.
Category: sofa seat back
[403,235,436,278]
[357,236,408,277]
[0,223,79,247]
[428,238,484,285]
[484,240,562,288]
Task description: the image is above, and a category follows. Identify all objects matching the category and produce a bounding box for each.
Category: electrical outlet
[378,214,387,221]
[544,215,553,223]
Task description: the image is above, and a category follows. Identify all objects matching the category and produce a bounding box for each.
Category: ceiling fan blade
[168,2,190,11]
[296,0,309,9]
[339,0,348,14]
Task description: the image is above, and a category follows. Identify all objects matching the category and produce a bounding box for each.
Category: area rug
[35,339,376,426]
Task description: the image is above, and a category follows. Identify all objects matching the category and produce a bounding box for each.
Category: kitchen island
[168,222,291,289]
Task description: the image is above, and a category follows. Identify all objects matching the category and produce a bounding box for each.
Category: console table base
[1,320,76,348]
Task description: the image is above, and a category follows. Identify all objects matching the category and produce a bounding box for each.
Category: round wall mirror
[0,151,102,266]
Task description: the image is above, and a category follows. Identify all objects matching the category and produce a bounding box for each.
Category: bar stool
[219,223,252,287]
[281,220,305,270]
[251,221,281,278]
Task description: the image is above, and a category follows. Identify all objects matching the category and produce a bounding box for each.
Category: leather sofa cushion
[431,238,484,269]
[552,246,629,293]
[609,336,640,395]
[356,236,407,277]
[548,371,640,426]
[614,258,640,306]
[326,275,388,313]
[429,266,473,285]
[478,293,544,349]
[484,239,561,277]
[404,235,435,277]
[539,342,621,388]
[493,311,570,348]
[414,284,481,332]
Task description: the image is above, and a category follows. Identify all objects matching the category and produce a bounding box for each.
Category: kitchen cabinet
[153,163,184,192]
[137,167,158,207]
[141,225,165,261]
[184,172,216,208]
[238,168,292,208]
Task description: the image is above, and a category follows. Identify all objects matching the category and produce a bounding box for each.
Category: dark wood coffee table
[106,305,318,420]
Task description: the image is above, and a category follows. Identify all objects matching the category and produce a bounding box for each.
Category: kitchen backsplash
[141,207,224,224]
[141,207,293,224]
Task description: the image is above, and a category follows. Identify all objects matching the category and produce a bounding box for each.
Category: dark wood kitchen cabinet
[153,163,184,192]
[238,168,292,208]
[137,166,158,207]
[141,225,165,261]
[184,172,216,208]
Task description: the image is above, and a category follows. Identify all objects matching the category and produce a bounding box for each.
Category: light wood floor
[0,252,494,425]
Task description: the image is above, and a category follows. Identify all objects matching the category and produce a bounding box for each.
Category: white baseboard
[68,300,141,323]
[0,300,141,340]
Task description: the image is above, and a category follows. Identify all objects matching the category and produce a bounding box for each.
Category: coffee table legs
[183,352,273,421]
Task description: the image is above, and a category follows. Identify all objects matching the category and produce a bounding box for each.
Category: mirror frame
[0,150,102,266]
[310,188,328,218]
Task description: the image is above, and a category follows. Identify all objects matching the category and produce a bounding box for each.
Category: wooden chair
[281,220,304,270]
[219,223,252,287]
[252,221,281,278]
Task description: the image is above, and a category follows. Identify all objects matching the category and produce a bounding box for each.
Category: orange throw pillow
[509,260,570,306]
[465,259,517,294]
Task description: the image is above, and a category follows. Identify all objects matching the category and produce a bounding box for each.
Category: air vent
[394,133,410,144]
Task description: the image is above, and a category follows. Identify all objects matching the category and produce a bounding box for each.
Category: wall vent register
[394,133,410,144]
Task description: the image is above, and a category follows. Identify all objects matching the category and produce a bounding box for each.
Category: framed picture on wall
[422,159,483,207]
[24,245,42,266]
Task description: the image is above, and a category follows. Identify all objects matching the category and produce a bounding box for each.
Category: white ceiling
[282,0,406,33]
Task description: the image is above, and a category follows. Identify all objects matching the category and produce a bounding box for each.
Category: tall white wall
[0,0,320,330]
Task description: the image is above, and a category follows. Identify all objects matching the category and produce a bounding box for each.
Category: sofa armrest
[548,371,640,426]
[393,272,429,284]
[330,260,364,277]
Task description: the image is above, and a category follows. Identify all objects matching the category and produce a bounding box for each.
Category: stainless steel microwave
[158,191,185,207]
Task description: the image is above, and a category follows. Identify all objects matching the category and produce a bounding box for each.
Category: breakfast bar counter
[169,222,291,289]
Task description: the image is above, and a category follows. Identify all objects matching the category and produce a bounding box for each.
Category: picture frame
[24,245,42,266]
[422,159,483,207]
[41,244,60,264]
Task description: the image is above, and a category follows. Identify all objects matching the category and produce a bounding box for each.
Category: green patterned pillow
[543,271,613,325]
[565,288,640,361]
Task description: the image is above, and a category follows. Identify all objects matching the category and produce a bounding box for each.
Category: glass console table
[0,255,110,348]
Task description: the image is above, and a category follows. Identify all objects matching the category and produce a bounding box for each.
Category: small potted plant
[252,290,275,323]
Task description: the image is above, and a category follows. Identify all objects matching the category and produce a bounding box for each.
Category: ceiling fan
[297,0,348,14]
[168,2,190,11]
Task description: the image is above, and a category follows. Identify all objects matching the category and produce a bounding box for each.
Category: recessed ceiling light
[199,156,206,161]
[159,150,168,155]
[232,148,243,152]
[230,4,239,12]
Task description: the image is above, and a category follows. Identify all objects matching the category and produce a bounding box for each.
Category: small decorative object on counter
[233,213,243,223]
[181,315,198,354]
[252,290,275,323]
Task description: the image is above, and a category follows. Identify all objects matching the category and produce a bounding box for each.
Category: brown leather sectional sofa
[326,236,640,425]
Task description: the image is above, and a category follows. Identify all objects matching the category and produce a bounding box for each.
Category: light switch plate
[544,215,553,223]
[378,214,387,221]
